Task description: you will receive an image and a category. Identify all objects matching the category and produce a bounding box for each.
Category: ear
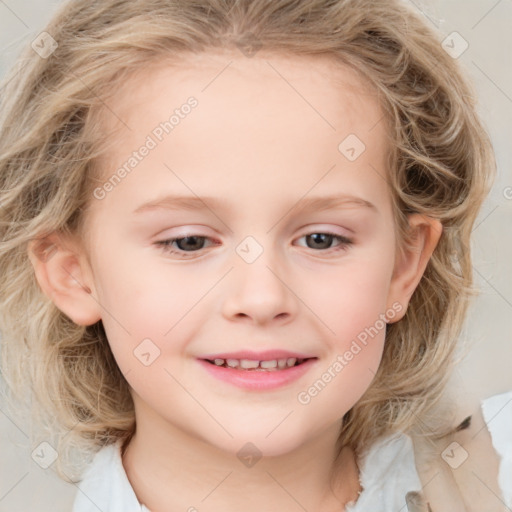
[27,232,102,326]
[386,214,442,323]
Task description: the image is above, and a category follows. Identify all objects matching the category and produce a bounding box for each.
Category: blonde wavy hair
[0,0,496,481]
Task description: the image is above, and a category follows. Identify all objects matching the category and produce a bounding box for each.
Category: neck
[122,399,362,512]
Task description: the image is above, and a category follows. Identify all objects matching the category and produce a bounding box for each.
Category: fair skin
[28,50,441,512]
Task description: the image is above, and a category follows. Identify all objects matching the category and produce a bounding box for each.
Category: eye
[155,235,216,258]
[295,232,353,253]
[155,231,353,258]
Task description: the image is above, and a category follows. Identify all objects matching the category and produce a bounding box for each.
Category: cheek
[300,255,392,396]
[90,249,208,373]
[92,241,192,328]
[308,256,394,337]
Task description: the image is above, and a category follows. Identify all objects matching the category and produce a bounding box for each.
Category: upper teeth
[212,357,299,369]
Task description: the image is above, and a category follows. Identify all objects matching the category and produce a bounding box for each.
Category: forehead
[98,49,385,151]
[104,49,381,130]
[87,50,391,225]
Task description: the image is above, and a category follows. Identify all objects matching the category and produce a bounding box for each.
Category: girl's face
[61,51,437,455]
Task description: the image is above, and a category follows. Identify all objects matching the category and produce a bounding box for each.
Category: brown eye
[169,236,207,251]
[155,235,216,258]
[296,232,353,252]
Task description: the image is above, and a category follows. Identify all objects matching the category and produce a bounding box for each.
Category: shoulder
[412,389,512,512]
[71,440,149,512]
[481,388,512,507]
[358,432,421,488]
[347,389,512,512]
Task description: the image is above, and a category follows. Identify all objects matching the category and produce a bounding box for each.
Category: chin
[208,432,305,460]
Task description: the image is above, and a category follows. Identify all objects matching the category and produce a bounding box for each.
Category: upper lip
[199,350,317,361]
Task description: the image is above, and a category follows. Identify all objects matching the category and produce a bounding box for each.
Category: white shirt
[481,389,512,507]
[72,438,151,512]
[72,391,512,512]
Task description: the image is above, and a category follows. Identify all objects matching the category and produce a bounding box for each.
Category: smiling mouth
[203,357,316,371]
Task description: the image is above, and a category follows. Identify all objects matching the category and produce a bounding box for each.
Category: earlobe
[27,232,101,326]
[386,214,443,323]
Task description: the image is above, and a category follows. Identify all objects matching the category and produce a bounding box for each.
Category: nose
[221,249,298,326]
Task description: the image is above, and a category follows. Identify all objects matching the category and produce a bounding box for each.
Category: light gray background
[0,0,511,510]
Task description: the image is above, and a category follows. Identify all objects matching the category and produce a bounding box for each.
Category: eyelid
[296,224,352,237]
[155,224,352,243]
[294,224,355,246]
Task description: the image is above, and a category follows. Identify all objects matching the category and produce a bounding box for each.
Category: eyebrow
[132,194,377,215]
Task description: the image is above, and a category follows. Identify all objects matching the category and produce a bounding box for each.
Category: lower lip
[197,358,317,391]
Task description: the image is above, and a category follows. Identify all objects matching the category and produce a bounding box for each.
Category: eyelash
[155,231,353,258]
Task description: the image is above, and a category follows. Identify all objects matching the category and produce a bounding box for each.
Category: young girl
[0,0,509,511]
